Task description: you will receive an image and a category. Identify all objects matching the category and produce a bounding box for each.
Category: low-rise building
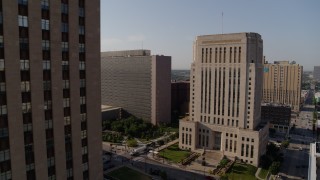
[171,81,190,116]
[261,103,291,134]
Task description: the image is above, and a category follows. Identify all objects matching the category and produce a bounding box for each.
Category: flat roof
[101,105,121,111]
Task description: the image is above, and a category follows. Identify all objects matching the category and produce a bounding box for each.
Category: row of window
[200,116,239,127]
[201,47,242,64]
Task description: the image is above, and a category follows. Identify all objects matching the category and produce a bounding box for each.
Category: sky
[101,0,320,71]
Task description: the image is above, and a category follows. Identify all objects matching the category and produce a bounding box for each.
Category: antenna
[222,12,224,34]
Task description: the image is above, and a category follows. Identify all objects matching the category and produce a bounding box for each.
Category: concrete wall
[101,52,171,125]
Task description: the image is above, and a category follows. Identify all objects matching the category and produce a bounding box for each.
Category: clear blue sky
[101,0,320,71]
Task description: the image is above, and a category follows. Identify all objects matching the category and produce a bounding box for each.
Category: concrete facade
[179,33,268,166]
[0,1,102,179]
[308,142,320,180]
[101,50,171,125]
[314,66,320,82]
[263,61,302,112]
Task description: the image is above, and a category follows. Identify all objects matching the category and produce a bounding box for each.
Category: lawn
[159,143,191,163]
[226,163,257,180]
[107,166,152,180]
[258,168,269,179]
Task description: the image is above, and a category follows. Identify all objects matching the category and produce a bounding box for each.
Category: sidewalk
[148,139,219,179]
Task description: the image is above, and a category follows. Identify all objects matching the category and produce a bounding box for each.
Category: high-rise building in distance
[262,61,302,112]
[0,1,102,179]
[101,50,171,125]
[179,33,268,166]
[314,66,320,82]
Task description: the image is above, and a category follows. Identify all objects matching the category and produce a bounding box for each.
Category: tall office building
[179,33,268,166]
[101,50,171,125]
[263,61,302,112]
[0,1,102,179]
[314,66,320,82]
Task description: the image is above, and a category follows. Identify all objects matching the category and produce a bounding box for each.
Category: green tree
[269,161,281,175]
[158,140,164,146]
[220,175,229,180]
[266,143,279,157]
[127,139,138,147]
[281,140,290,148]
[260,154,272,169]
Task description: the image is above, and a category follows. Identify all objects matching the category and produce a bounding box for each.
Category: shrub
[281,140,290,148]
[127,139,138,147]
[269,161,281,175]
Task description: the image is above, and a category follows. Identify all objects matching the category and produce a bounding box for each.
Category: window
[81,130,87,139]
[44,100,52,110]
[23,123,32,132]
[182,133,184,144]
[82,146,88,155]
[21,81,30,92]
[47,157,55,167]
[79,61,85,70]
[18,0,28,5]
[42,40,50,50]
[41,0,49,9]
[61,42,68,52]
[63,98,70,108]
[0,82,5,92]
[63,80,69,89]
[20,59,29,70]
[20,38,29,49]
[79,8,85,17]
[80,97,85,105]
[0,13,2,26]
[0,150,10,162]
[80,113,86,122]
[45,119,53,129]
[61,3,68,14]
[80,79,85,88]
[18,15,28,27]
[43,60,50,70]
[43,81,51,91]
[61,23,68,32]
[79,43,85,52]
[62,61,69,70]
[0,59,4,71]
[41,19,49,30]
[82,162,88,171]
[79,26,85,35]
[26,163,35,171]
[64,116,71,125]
[0,36,3,48]
[22,102,31,113]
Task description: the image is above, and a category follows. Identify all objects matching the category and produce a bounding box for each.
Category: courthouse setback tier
[263,61,302,112]
[101,50,171,125]
[179,33,268,166]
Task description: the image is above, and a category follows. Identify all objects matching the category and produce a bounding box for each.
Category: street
[277,90,316,180]
[102,142,211,180]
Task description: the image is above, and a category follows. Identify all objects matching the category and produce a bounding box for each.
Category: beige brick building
[262,61,302,112]
[101,50,171,125]
[0,1,102,179]
[179,33,268,166]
